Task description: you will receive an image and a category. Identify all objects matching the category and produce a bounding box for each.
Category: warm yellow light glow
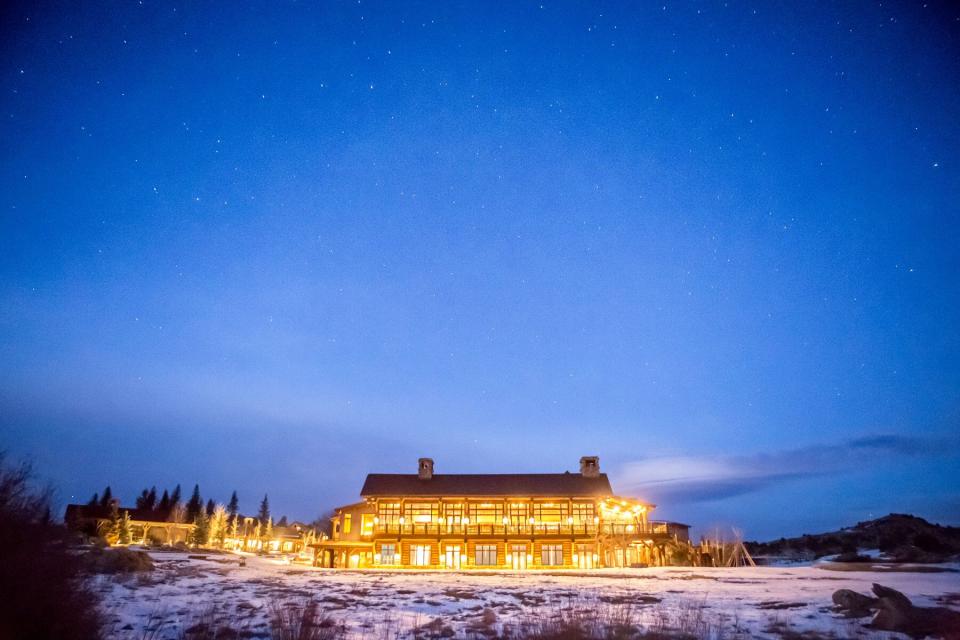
[566,516,573,524]
[373,516,380,524]
[374,553,381,563]
[438,517,445,523]
[572,553,579,563]
[593,516,600,524]
[462,517,469,524]
[528,516,535,524]
[505,553,512,562]
[399,517,405,524]
[592,553,599,561]
[626,524,635,533]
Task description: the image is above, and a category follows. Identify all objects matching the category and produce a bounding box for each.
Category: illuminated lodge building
[315,457,689,570]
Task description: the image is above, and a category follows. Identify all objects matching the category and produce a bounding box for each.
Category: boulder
[871,583,915,631]
[832,589,878,617]
[868,583,960,639]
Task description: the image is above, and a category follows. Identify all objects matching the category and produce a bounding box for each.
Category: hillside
[745,513,960,562]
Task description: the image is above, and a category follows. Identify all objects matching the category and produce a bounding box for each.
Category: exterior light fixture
[502,516,509,525]
[399,517,405,525]
[528,516,535,524]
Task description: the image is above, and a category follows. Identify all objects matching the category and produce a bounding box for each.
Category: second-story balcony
[369,522,652,537]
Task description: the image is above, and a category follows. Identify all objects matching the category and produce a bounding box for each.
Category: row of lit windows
[376,543,566,567]
[375,501,599,525]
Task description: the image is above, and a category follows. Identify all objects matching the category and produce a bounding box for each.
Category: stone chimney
[580,456,600,478]
[418,457,434,480]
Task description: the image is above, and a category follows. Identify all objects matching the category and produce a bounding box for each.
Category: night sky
[2,1,959,540]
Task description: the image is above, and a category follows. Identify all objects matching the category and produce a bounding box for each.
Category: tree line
[85,483,315,548]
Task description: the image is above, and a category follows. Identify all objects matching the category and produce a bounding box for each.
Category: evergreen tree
[189,510,210,547]
[104,502,120,544]
[87,493,99,507]
[170,484,182,507]
[277,515,288,527]
[265,516,273,541]
[257,494,270,525]
[205,498,215,516]
[99,486,113,507]
[227,491,239,518]
[136,489,150,509]
[118,510,132,545]
[185,484,202,522]
[146,486,157,510]
[158,489,170,512]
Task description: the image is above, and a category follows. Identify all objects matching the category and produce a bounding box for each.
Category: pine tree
[136,489,150,509]
[158,489,170,512]
[265,516,273,542]
[170,484,182,507]
[99,486,113,507]
[257,494,270,525]
[118,510,132,545]
[88,493,99,507]
[205,498,215,516]
[190,510,210,547]
[227,491,239,518]
[104,502,120,544]
[277,515,288,527]
[146,486,157,510]
[186,484,202,522]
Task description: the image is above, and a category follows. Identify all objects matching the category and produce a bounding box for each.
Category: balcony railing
[370,523,652,537]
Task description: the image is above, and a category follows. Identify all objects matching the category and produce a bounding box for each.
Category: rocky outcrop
[832,583,960,639]
[831,588,878,617]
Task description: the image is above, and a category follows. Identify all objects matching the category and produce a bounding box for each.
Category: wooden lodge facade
[315,456,689,570]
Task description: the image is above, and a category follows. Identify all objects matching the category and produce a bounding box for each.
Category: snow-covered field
[97,551,960,639]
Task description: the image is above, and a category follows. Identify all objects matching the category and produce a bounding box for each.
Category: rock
[867,582,960,638]
[871,583,915,631]
[832,589,878,617]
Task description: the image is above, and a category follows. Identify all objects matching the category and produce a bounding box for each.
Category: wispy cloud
[616,433,959,504]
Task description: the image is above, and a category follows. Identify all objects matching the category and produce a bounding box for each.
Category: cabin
[65,503,194,545]
[314,456,680,569]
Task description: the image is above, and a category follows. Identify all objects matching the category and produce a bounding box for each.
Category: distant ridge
[746,514,960,562]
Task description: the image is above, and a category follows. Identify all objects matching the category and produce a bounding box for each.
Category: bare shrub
[502,597,738,640]
[268,599,346,640]
[0,454,104,639]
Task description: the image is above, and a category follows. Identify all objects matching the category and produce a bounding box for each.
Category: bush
[82,546,155,574]
[0,454,104,639]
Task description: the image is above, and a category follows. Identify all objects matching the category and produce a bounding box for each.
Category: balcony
[371,522,653,537]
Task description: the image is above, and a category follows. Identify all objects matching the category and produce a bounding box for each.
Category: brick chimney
[580,456,600,478]
[418,457,434,480]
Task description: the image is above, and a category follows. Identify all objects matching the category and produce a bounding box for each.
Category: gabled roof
[360,472,614,498]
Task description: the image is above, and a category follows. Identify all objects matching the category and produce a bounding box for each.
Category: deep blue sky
[1,1,958,539]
